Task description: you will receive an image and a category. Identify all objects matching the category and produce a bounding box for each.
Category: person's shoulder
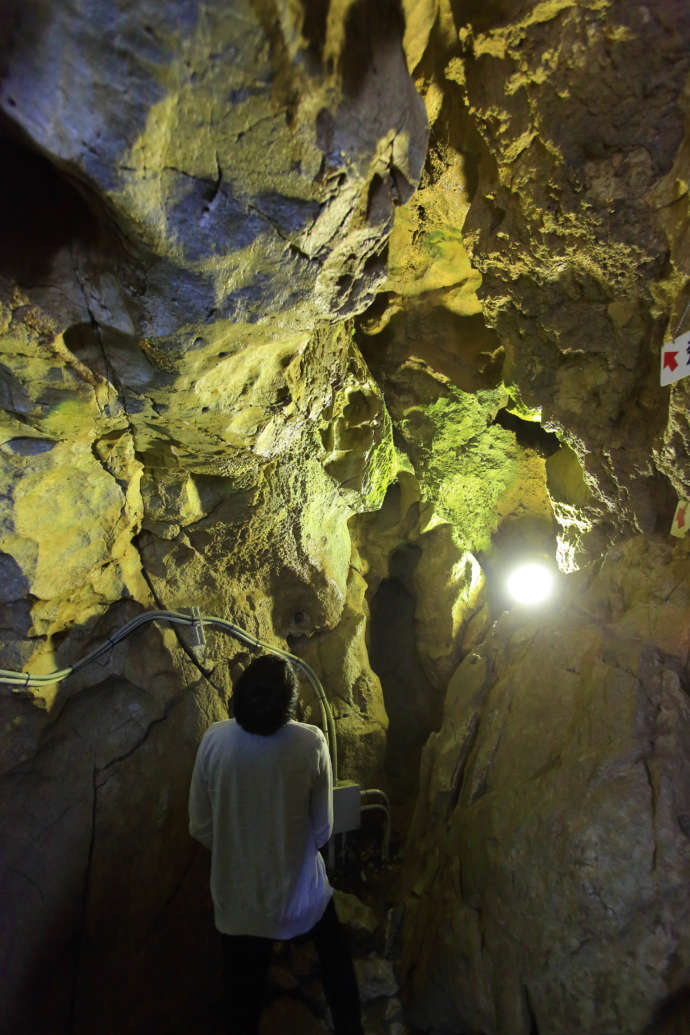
[201,718,235,744]
[284,720,328,748]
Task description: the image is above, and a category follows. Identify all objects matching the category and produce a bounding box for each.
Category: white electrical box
[332,780,361,835]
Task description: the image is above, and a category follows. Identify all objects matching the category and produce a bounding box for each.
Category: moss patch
[399,387,522,552]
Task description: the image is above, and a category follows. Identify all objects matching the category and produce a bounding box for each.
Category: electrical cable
[360,803,391,861]
[205,615,337,781]
[0,607,338,780]
[0,607,404,860]
[361,788,391,808]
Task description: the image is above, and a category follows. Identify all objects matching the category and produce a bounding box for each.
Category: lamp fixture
[506,561,554,605]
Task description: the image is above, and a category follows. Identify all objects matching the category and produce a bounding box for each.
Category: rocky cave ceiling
[1,1,690,1034]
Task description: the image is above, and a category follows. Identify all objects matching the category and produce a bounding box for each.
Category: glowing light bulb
[506,562,554,605]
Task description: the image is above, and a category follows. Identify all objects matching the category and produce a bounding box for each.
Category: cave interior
[1,1,690,1034]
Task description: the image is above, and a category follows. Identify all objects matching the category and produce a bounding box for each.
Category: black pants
[220,898,363,1035]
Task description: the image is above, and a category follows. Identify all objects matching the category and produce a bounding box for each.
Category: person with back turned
[188,654,364,1035]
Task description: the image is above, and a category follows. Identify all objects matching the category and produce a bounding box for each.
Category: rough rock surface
[1,0,427,333]
[401,535,690,1035]
[0,4,426,1033]
[363,0,690,570]
[1,1,690,1034]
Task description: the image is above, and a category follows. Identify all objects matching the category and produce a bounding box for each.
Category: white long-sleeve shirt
[188,718,333,938]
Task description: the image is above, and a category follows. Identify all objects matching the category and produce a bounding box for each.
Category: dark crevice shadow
[340,0,405,97]
[368,544,442,831]
[0,112,101,287]
[493,408,561,458]
[642,986,690,1035]
[0,1,23,88]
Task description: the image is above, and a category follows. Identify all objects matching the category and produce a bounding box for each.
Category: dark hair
[233,655,298,735]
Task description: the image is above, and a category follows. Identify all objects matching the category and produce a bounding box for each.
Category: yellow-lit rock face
[0,6,428,1030]
[402,536,690,1035]
[364,0,690,566]
[383,153,481,311]
[2,1,427,334]
[1,1,690,1034]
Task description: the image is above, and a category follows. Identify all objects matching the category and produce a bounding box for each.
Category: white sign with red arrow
[671,500,690,538]
[661,331,690,386]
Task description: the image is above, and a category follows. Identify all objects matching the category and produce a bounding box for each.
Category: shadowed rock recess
[1,1,690,1033]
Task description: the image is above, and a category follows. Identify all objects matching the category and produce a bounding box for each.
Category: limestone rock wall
[400,535,690,1035]
[0,4,426,1032]
[458,0,690,558]
[363,0,690,570]
[360,1,690,1032]
[2,1,690,1034]
[1,0,427,333]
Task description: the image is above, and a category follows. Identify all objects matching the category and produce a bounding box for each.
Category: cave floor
[187,840,421,1035]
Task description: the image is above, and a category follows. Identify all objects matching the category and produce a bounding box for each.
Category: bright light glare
[506,562,554,605]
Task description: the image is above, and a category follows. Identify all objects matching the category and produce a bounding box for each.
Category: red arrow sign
[661,332,690,385]
[671,499,690,537]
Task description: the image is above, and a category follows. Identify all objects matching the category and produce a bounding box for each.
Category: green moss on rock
[400,386,521,552]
